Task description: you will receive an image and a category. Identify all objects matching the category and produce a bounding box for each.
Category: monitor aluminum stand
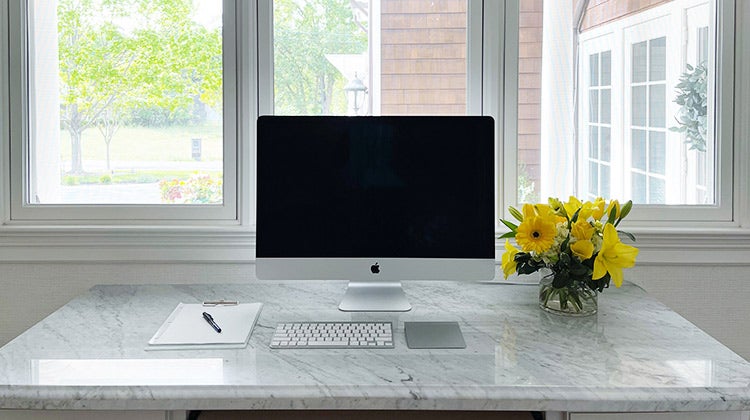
[338,281,412,312]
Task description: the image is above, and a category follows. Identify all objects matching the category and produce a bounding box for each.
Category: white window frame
[573,0,733,223]
[6,0,240,222]
[0,0,749,264]
[578,38,616,201]
[623,20,675,204]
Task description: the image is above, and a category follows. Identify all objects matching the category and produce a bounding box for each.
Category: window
[7,0,236,221]
[517,0,733,223]
[585,49,612,201]
[628,35,669,204]
[1,0,747,262]
[263,0,479,117]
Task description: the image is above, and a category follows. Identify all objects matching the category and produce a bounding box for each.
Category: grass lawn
[62,170,222,185]
[60,123,223,162]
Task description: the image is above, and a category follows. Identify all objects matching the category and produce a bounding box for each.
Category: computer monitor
[256,115,495,312]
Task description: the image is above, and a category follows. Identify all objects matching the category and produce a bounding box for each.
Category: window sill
[495,225,750,266]
[1,224,749,264]
[0,225,256,262]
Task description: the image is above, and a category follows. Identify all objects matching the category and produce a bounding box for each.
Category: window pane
[274,0,467,117]
[590,53,599,86]
[589,126,599,158]
[632,86,646,126]
[520,0,716,206]
[589,90,599,123]
[632,41,648,83]
[589,162,598,194]
[601,127,611,162]
[649,84,666,127]
[600,89,611,124]
[632,129,647,171]
[600,51,611,86]
[632,172,647,203]
[29,1,223,204]
[600,164,610,197]
[649,37,667,81]
[698,27,709,64]
[516,0,543,202]
[649,177,666,203]
[649,131,666,175]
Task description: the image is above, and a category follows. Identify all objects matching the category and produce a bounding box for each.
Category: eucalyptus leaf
[671,64,707,152]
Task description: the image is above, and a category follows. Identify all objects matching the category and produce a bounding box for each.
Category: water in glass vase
[538,272,598,316]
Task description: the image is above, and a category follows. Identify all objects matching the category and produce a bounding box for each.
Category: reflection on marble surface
[32,358,226,385]
[0,280,749,412]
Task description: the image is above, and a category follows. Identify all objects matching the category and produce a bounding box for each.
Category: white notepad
[147,302,263,350]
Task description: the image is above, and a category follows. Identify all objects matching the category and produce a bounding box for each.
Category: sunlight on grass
[60,123,222,162]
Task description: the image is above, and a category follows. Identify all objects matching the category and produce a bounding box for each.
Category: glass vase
[538,272,598,317]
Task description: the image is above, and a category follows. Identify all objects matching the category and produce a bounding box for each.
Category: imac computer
[256,116,495,312]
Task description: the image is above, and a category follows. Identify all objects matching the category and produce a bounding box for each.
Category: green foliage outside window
[670,63,708,152]
[273,0,367,115]
[57,0,222,173]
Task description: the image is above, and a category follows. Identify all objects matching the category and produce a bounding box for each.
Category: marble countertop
[0,280,749,412]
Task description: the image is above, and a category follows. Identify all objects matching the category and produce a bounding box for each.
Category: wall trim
[1,227,748,264]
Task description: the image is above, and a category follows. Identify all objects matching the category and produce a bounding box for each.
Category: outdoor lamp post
[344,73,368,115]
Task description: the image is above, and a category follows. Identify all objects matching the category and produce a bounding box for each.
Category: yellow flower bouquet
[500,197,639,316]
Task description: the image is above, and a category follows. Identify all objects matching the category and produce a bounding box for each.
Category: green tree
[58,0,222,173]
[273,0,367,115]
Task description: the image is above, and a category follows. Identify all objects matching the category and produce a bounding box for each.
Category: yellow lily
[593,224,639,287]
[535,203,566,223]
[570,239,594,260]
[605,199,621,220]
[501,240,520,278]
[571,219,594,241]
[563,196,582,219]
[548,197,566,217]
[591,197,606,220]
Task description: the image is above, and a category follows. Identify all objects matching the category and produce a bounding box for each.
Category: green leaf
[570,207,581,224]
[618,230,636,242]
[500,219,518,232]
[498,231,516,239]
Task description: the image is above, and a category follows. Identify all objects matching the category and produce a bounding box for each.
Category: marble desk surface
[0,280,749,412]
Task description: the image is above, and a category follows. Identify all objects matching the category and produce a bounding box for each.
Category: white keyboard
[270,321,394,349]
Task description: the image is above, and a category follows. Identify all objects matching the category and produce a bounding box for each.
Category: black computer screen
[256,116,495,259]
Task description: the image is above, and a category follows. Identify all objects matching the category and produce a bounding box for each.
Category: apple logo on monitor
[370,262,380,274]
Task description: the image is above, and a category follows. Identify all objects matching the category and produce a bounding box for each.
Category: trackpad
[405,321,466,349]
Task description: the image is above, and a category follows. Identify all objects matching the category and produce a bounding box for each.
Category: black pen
[202,311,222,333]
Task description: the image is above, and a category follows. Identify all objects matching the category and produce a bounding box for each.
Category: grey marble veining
[0,280,749,412]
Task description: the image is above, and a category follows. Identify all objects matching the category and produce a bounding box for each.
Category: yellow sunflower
[516,215,557,254]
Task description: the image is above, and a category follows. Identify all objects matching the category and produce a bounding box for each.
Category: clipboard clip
[202,299,239,306]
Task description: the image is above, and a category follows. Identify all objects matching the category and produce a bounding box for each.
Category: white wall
[0,263,748,361]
